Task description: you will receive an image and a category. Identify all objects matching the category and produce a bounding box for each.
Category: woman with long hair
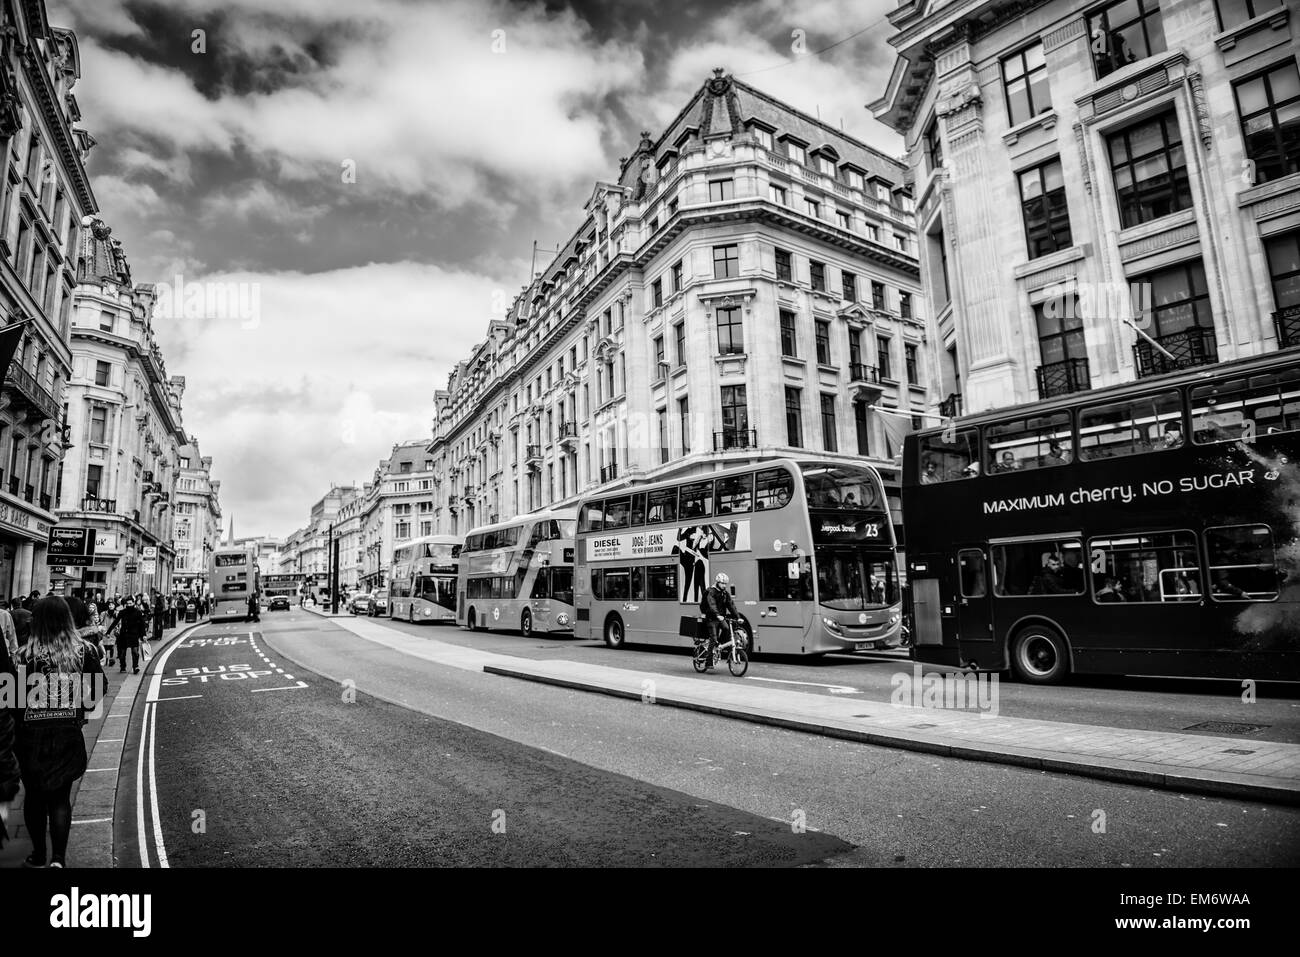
[12,596,108,868]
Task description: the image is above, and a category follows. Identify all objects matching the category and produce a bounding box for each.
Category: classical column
[15,539,34,594]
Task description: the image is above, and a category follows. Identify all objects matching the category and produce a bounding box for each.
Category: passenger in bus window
[843,492,857,507]
[1044,441,1070,466]
[1060,552,1084,591]
[1173,573,1200,600]
[995,451,1019,473]
[1095,577,1126,602]
[1211,570,1250,601]
[921,458,940,484]
[1029,554,1070,595]
[1161,421,1184,449]
[960,460,981,477]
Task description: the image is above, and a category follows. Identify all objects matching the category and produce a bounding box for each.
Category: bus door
[954,545,994,646]
[528,567,553,631]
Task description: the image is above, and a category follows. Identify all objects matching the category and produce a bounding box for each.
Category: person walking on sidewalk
[9,598,31,650]
[103,597,146,674]
[246,591,260,623]
[151,592,165,645]
[11,597,109,868]
[0,599,16,659]
[99,600,118,668]
[66,598,106,664]
[0,639,20,851]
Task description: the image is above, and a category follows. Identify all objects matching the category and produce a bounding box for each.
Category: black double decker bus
[902,351,1299,684]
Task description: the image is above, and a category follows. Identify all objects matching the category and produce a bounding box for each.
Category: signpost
[47,527,96,567]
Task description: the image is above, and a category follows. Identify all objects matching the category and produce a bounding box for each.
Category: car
[368,592,389,616]
[350,593,371,615]
[269,595,291,611]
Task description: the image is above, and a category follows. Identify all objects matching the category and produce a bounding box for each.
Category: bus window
[603,568,631,600]
[605,498,632,529]
[986,412,1072,473]
[590,569,603,600]
[1191,368,1300,444]
[530,567,549,599]
[647,488,677,524]
[631,493,646,526]
[759,557,813,602]
[802,464,884,509]
[918,429,980,483]
[679,481,713,518]
[580,501,605,532]
[715,474,753,514]
[551,568,573,605]
[491,577,504,599]
[646,564,677,600]
[631,566,645,601]
[1089,532,1200,603]
[958,549,986,598]
[1078,390,1183,460]
[992,539,1084,596]
[755,468,793,509]
[1206,525,1278,601]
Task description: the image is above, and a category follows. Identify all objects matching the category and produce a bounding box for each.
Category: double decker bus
[902,351,1300,684]
[457,508,576,637]
[262,573,303,603]
[573,458,902,655]
[208,545,259,621]
[389,534,462,623]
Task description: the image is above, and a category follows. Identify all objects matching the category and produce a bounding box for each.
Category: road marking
[745,676,859,694]
[73,818,113,825]
[157,695,203,701]
[97,738,124,743]
[135,702,150,868]
[251,681,308,693]
[85,767,119,773]
[148,703,168,867]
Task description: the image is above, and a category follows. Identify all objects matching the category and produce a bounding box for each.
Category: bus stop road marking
[746,676,860,694]
[250,681,309,693]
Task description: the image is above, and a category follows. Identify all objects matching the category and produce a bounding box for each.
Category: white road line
[157,695,203,701]
[97,738,124,743]
[745,676,859,694]
[85,767,119,773]
[148,703,168,867]
[250,681,308,693]
[136,701,150,869]
[73,817,114,825]
[104,713,130,719]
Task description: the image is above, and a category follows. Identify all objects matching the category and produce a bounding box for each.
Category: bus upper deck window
[630,493,646,526]
[680,481,713,518]
[918,428,980,483]
[605,498,632,529]
[647,487,678,524]
[580,501,605,532]
[755,468,793,509]
[715,474,753,514]
[987,411,1072,473]
[1079,390,1182,460]
[1191,368,1300,444]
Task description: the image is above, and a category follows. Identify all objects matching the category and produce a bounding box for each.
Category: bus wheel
[604,615,625,649]
[520,610,533,639]
[1010,625,1070,685]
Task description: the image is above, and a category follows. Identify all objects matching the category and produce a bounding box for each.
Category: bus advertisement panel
[457,508,576,638]
[389,535,462,623]
[902,352,1299,684]
[573,459,902,655]
[209,546,259,621]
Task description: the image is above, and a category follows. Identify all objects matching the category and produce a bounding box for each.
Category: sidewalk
[302,607,1300,806]
[0,618,208,869]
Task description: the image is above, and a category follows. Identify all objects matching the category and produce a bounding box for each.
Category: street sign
[141,559,157,575]
[125,562,139,573]
[142,546,158,560]
[47,527,96,565]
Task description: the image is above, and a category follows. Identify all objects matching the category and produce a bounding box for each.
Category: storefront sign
[95,532,119,553]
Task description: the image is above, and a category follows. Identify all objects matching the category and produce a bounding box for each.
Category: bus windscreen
[214,554,247,566]
[801,464,884,510]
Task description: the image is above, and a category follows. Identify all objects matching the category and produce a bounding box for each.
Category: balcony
[1134,328,1219,379]
[714,428,757,451]
[557,422,579,449]
[82,496,117,513]
[599,463,619,483]
[448,495,459,510]
[939,393,963,419]
[2,363,59,422]
[1036,357,1091,399]
[1274,306,1300,349]
[848,363,884,401]
[525,444,543,470]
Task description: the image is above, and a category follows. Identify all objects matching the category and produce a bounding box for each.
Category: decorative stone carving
[1187,72,1212,153]
[1072,123,1092,195]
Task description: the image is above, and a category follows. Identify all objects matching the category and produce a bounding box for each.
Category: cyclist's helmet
[714,572,730,586]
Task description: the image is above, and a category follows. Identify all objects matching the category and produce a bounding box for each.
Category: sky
[48,0,906,538]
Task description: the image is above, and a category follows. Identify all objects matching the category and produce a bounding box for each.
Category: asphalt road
[240,609,1300,867]
[332,610,1300,743]
[115,617,850,867]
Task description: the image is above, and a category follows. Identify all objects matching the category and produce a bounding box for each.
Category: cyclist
[700,572,740,660]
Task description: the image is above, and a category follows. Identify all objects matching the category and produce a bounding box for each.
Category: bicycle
[693,617,749,677]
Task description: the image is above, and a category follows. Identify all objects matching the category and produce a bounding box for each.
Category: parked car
[368,591,389,616]
[269,595,291,611]
[350,592,372,616]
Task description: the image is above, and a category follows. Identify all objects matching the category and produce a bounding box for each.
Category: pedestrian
[99,600,118,668]
[246,591,260,623]
[103,596,146,674]
[66,597,106,663]
[0,599,16,659]
[10,597,32,648]
[151,591,165,644]
[0,637,20,852]
[11,596,109,868]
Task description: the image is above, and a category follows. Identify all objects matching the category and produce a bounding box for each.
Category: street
[113,610,1300,868]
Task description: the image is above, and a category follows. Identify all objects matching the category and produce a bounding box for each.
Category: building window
[785,387,803,447]
[1088,0,1166,79]
[1216,0,1274,30]
[1002,43,1050,127]
[89,406,107,444]
[805,197,821,218]
[866,223,880,243]
[1018,158,1073,258]
[1265,230,1300,310]
[841,270,857,303]
[905,343,919,384]
[1135,260,1214,340]
[775,247,792,282]
[810,260,826,293]
[652,278,663,308]
[849,329,863,370]
[769,183,788,205]
[1036,297,1089,369]
[653,335,666,378]
[720,385,748,437]
[86,464,102,498]
[713,244,739,279]
[854,400,870,456]
[780,309,798,357]
[716,306,744,355]
[820,395,838,453]
[1235,59,1300,186]
[678,396,691,453]
[98,310,113,332]
[785,141,807,165]
[924,119,943,171]
[815,320,831,365]
[871,281,886,311]
[709,179,734,202]
[1108,111,1191,228]
[673,321,686,368]
[94,360,110,387]
[900,291,912,320]
[672,259,683,292]
[751,125,774,150]
[878,336,892,379]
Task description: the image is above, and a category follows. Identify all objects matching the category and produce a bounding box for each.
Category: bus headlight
[889,612,901,626]
[423,608,432,616]
[557,613,570,626]
[822,617,844,635]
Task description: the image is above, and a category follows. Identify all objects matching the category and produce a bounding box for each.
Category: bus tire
[604,614,625,649]
[520,609,533,639]
[1010,625,1070,685]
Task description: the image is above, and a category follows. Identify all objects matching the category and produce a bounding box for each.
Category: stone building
[173,436,222,593]
[358,441,438,592]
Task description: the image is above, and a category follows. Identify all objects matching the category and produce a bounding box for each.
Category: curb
[481,664,1300,807]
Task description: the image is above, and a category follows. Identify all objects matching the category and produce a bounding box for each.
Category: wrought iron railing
[82,496,117,512]
[1036,357,1091,399]
[939,393,963,419]
[599,464,619,483]
[1134,328,1218,378]
[1273,306,1300,349]
[714,428,757,451]
[849,363,880,384]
